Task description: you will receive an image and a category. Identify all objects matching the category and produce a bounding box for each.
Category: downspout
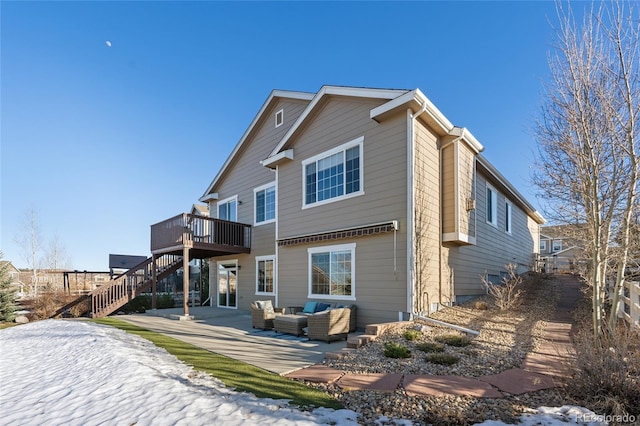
[274,166,279,309]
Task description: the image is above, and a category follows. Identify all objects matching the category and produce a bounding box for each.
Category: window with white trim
[540,240,547,252]
[256,255,275,294]
[302,137,363,208]
[552,240,563,252]
[217,196,237,221]
[505,201,512,234]
[275,109,284,128]
[254,182,276,225]
[486,184,498,226]
[308,243,355,299]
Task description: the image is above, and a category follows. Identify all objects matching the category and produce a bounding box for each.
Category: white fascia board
[199,193,219,203]
[477,155,546,224]
[267,85,409,159]
[261,149,294,168]
[200,90,314,199]
[447,127,484,153]
[370,88,454,134]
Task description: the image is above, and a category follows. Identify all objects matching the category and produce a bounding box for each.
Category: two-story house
[539,225,584,273]
[150,86,545,328]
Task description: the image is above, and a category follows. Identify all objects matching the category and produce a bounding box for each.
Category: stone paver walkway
[285,274,581,398]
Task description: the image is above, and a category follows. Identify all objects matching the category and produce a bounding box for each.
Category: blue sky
[1,1,563,271]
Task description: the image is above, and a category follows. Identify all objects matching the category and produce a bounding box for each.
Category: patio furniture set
[250,300,356,343]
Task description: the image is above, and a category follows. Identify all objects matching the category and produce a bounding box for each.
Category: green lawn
[93,317,342,410]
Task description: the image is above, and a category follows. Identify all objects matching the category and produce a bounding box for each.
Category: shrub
[27,291,89,321]
[481,263,522,310]
[474,300,489,310]
[383,342,412,359]
[425,353,459,365]
[416,342,445,353]
[402,328,421,341]
[564,326,640,417]
[122,294,175,313]
[434,333,472,347]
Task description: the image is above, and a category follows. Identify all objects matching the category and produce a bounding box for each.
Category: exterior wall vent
[275,109,284,128]
[466,198,476,211]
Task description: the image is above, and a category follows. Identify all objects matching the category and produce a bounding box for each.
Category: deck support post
[183,246,190,317]
[151,254,157,309]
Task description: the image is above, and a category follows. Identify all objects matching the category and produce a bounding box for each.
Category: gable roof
[266,86,409,160]
[199,89,315,201]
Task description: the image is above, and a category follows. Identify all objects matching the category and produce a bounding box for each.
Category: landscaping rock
[14,315,29,324]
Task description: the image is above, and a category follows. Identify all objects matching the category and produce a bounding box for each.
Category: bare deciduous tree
[45,234,72,270]
[13,207,43,298]
[534,1,639,336]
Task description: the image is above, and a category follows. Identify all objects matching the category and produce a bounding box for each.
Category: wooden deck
[151,213,251,258]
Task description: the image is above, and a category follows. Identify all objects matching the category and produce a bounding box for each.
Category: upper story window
[540,240,547,252]
[217,196,238,221]
[486,183,498,227]
[302,136,364,208]
[275,109,284,128]
[552,240,563,252]
[254,182,276,225]
[505,201,512,234]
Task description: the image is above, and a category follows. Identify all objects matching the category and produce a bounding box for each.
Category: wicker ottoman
[274,314,308,336]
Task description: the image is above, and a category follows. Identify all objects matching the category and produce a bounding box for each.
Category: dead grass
[563,315,640,419]
[27,292,89,321]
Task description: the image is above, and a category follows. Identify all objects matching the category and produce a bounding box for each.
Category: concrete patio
[115,306,349,375]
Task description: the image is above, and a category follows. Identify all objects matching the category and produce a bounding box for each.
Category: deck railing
[151,213,251,253]
[90,254,182,318]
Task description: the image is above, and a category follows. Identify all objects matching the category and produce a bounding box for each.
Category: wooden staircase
[90,254,183,318]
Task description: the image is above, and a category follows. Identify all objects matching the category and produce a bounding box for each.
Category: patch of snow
[0,320,606,426]
[474,405,607,426]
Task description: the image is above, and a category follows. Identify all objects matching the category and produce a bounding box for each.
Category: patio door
[217,262,237,308]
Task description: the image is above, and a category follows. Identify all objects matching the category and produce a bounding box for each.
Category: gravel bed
[303,275,574,425]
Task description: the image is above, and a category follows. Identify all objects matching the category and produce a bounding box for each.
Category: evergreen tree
[0,254,18,322]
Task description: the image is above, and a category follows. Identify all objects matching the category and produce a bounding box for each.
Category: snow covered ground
[0,320,606,426]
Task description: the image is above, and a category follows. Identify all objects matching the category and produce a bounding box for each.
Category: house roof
[266,86,409,160]
[0,261,20,274]
[477,155,545,225]
[191,204,208,216]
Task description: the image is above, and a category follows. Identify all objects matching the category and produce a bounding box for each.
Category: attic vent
[275,109,284,128]
[466,198,476,211]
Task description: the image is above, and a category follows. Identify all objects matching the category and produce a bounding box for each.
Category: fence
[620,280,640,328]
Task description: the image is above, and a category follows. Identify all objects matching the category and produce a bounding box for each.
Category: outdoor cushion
[302,301,318,314]
[317,302,332,312]
[255,301,265,310]
[262,300,275,314]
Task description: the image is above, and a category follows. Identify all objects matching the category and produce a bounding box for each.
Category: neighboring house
[150,86,545,327]
[0,261,25,297]
[17,269,111,295]
[539,225,584,273]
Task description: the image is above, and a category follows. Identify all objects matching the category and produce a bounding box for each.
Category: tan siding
[441,145,455,234]
[277,233,407,328]
[446,172,538,298]
[278,97,408,238]
[414,120,442,313]
[458,145,476,238]
[208,98,308,311]
[276,96,410,327]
